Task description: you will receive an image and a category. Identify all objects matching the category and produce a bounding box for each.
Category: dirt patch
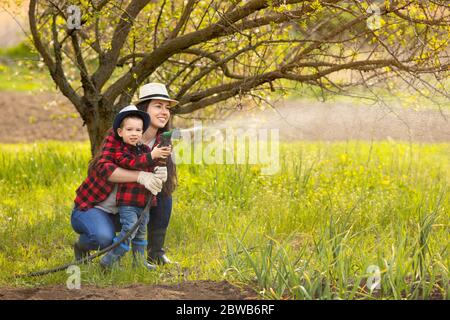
[0,280,257,300]
[0,91,89,143]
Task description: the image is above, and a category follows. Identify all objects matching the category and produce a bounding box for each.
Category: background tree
[28,0,450,154]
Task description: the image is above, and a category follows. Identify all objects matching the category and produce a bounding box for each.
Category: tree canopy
[27,0,450,152]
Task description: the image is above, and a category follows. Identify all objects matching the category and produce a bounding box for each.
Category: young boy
[97,105,169,270]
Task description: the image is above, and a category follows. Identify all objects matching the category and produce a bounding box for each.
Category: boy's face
[117,117,144,145]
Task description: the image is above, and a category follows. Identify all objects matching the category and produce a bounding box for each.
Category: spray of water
[171,125,221,140]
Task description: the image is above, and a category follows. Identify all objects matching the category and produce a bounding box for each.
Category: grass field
[0,140,448,299]
[0,62,54,92]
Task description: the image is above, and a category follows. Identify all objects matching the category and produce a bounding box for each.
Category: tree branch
[92,0,151,90]
[29,0,84,116]
[103,0,312,105]
[167,0,198,40]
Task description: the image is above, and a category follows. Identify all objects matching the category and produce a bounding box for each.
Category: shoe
[132,240,157,271]
[148,253,172,265]
[100,239,129,269]
[73,241,90,263]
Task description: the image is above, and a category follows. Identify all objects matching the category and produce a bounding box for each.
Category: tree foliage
[27,0,450,152]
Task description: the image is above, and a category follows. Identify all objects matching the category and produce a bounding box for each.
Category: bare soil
[0,280,256,300]
[0,91,89,143]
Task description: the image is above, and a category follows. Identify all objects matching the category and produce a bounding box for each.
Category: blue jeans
[148,193,172,232]
[71,207,117,250]
[116,206,149,249]
[71,194,172,250]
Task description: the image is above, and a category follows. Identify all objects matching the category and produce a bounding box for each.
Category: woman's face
[146,99,171,129]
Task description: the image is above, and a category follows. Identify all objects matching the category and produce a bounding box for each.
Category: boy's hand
[151,145,172,160]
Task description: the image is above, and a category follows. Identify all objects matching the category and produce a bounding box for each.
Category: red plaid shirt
[74,129,161,210]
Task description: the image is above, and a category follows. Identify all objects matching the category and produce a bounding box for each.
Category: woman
[71,83,178,266]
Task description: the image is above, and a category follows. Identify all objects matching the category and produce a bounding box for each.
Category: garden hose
[14,211,147,278]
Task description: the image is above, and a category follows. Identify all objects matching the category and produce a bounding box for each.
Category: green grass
[0,140,448,299]
[0,42,54,92]
[0,62,54,92]
[0,42,37,60]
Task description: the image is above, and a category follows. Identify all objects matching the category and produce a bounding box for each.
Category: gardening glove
[154,166,167,182]
[146,177,163,195]
[137,171,163,195]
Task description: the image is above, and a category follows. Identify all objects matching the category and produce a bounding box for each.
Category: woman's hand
[151,145,172,160]
[137,171,163,195]
[154,166,168,182]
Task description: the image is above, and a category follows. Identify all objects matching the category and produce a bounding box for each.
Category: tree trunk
[85,118,109,156]
[84,103,116,156]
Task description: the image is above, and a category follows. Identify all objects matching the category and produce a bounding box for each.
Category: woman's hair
[87,132,111,175]
[136,100,178,196]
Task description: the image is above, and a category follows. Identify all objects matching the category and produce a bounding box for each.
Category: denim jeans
[116,206,149,249]
[71,207,117,250]
[71,194,172,251]
[148,193,172,232]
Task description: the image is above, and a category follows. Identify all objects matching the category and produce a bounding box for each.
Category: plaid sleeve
[95,130,120,180]
[97,161,119,180]
[112,147,154,170]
